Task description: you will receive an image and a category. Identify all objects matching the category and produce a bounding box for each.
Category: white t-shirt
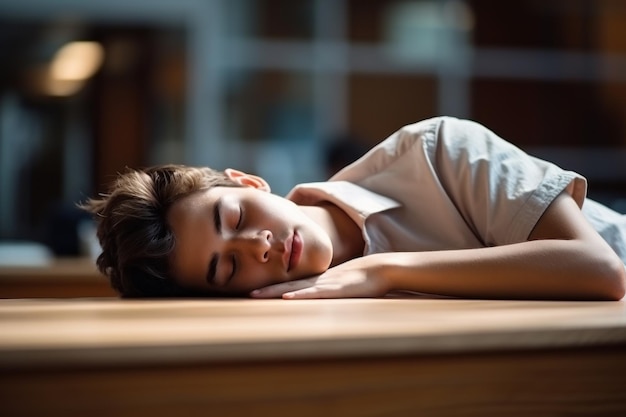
[287,117,626,264]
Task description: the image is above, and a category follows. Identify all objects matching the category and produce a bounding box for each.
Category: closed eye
[228,254,237,284]
[236,206,244,230]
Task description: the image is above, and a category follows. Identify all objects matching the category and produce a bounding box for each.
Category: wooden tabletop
[0,257,116,297]
[1,297,625,369]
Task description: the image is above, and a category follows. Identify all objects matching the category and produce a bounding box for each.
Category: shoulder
[331,116,506,184]
[365,116,448,161]
[330,116,460,182]
[391,116,500,156]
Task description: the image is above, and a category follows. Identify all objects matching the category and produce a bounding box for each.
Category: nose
[235,229,272,263]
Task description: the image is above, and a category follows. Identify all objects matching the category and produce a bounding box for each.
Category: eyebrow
[206,198,223,285]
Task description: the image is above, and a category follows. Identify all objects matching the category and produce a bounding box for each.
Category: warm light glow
[23,65,87,97]
[50,41,105,82]
[45,78,85,97]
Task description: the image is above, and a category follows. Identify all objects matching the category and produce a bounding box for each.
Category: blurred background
[0,0,625,261]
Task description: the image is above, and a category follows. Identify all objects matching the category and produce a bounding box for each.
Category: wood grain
[1,348,624,417]
[1,298,624,416]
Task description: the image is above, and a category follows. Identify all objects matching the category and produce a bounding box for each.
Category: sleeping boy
[82,117,626,300]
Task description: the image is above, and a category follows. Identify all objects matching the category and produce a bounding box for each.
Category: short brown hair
[80,165,241,297]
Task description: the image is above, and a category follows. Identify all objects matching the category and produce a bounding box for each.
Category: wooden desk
[1,298,625,416]
[0,258,116,298]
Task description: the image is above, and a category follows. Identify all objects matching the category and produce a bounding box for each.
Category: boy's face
[167,170,333,295]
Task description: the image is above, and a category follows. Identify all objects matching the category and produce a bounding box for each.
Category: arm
[252,192,626,300]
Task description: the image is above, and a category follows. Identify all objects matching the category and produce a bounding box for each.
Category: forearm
[378,240,626,300]
[252,194,625,301]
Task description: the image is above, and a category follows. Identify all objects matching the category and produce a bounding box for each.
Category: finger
[282,286,339,300]
[249,285,287,298]
[250,279,315,298]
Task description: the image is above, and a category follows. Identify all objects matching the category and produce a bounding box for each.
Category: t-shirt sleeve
[426,117,588,245]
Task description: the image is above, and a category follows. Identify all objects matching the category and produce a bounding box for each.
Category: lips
[285,231,303,272]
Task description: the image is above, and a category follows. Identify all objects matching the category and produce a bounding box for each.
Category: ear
[224,168,271,192]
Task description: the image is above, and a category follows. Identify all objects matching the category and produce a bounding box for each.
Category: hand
[250,256,391,299]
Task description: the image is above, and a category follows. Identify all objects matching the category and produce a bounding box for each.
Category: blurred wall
[0,0,625,257]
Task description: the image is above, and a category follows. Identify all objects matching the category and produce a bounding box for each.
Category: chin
[294,262,328,281]
[312,258,332,276]
[296,235,332,278]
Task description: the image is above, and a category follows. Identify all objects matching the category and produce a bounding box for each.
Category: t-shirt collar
[286,181,400,225]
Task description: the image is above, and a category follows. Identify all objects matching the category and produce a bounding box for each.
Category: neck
[300,203,364,267]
